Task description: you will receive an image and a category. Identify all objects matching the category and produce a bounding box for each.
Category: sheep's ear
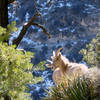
[56,48,63,56]
[53,51,56,56]
[47,59,52,64]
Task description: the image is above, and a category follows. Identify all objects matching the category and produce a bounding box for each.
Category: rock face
[15,0,100,63]
[9,0,100,99]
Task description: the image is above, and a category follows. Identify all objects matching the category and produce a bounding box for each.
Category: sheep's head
[46,48,64,70]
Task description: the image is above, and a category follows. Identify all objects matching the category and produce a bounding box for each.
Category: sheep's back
[67,63,88,76]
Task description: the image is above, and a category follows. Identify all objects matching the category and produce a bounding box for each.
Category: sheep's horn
[47,59,53,64]
[56,48,63,55]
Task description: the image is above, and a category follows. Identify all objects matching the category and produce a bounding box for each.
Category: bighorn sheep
[47,48,88,85]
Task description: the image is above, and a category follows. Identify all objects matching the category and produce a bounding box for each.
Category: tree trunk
[0,0,8,28]
[3,94,11,100]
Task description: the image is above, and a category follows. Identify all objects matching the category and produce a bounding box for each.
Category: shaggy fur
[47,48,88,85]
[46,48,100,99]
[85,67,100,100]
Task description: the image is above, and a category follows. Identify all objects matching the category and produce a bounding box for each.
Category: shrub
[44,76,95,100]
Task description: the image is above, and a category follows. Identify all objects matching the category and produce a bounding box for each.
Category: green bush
[0,42,34,100]
[80,38,97,67]
[0,25,45,100]
[44,76,95,100]
[80,33,100,68]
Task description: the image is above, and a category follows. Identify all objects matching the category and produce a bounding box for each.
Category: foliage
[32,61,46,84]
[0,21,17,43]
[0,25,45,100]
[33,61,46,71]
[80,36,97,67]
[96,33,100,67]
[0,42,33,100]
[7,21,17,33]
[44,76,95,100]
[80,32,100,68]
[0,26,9,42]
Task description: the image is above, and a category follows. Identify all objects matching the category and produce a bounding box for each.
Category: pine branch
[12,13,40,47]
[12,13,51,47]
[8,0,16,4]
[47,0,53,6]
[32,22,51,38]
[34,0,44,24]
